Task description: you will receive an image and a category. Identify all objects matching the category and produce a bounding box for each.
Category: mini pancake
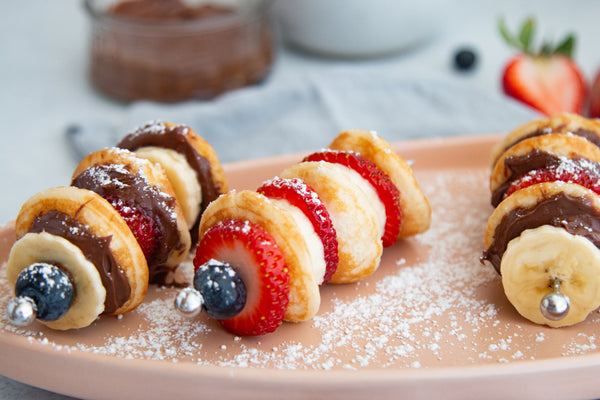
[328,129,431,239]
[280,161,383,284]
[489,133,600,207]
[490,113,600,165]
[9,186,148,328]
[482,181,600,273]
[118,121,228,244]
[71,147,191,283]
[198,190,321,322]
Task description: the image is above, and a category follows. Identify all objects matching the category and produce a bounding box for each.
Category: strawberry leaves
[553,35,575,58]
[499,17,575,58]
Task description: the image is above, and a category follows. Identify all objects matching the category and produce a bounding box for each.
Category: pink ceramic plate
[1,134,600,400]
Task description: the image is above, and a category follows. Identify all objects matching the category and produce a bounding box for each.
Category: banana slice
[5,232,106,330]
[135,146,202,228]
[501,225,600,327]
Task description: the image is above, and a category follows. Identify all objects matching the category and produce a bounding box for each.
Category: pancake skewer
[483,114,600,327]
[175,129,431,335]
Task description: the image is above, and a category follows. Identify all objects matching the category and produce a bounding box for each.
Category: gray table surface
[1,1,599,398]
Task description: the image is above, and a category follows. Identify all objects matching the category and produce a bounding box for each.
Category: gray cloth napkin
[67,71,541,163]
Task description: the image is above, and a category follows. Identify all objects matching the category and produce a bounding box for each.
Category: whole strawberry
[590,69,600,118]
[499,18,586,116]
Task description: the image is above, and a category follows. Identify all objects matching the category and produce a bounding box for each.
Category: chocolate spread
[572,129,600,148]
[118,121,221,244]
[492,150,565,207]
[500,128,600,157]
[482,193,600,273]
[87,0,274,102]
[28,210,131,314]
[71,164,183,282]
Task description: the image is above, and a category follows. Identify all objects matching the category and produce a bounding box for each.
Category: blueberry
[14,263,74,322]
[454,48,477,71]
[193,261,246,320]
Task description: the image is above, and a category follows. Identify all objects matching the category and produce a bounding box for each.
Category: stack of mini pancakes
[5,121,228,330]
[482,113,600,327]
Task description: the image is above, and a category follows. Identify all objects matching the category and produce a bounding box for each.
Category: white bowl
[273,0,447,58]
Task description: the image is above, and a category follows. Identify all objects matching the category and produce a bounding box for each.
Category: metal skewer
[540,277,570,321]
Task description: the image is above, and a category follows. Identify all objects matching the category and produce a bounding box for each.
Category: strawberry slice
[104,195,159,260]
[505,158,600,199]
[303,150,402,247]
[257,177,338,284]
[499,18,586,116]
[590,69,600,118]
[194,219,290,336]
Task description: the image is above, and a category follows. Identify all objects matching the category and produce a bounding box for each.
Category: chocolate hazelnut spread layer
[482,193,600,273]
[118,122,221,243]
[71,164,183,282]
[490,150,598,206]
[500,128,600,157]
[28,210,131,314]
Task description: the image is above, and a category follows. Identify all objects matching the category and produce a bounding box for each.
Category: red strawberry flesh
[194,218,290,336]
[257,177,338,284]
[590,69,600,118]
[303,150,402,247]
[499,18,586,116]
[502,55,586,116]
[104,195,159,260]
[505,158,600,199]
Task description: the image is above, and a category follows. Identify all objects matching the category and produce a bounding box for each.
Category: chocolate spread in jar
[117,121,221,244]
[71,163,183,283]
[87,0,274,102]
[482,193,600,273]
[28,210,131,314]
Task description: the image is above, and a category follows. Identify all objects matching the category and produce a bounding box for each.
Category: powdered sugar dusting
[510,156,600,195]
[2,169,600,371]
[76,296,209,360]
[128,120,189,140]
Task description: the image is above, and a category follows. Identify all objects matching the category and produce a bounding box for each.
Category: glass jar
[84,0,275,102]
